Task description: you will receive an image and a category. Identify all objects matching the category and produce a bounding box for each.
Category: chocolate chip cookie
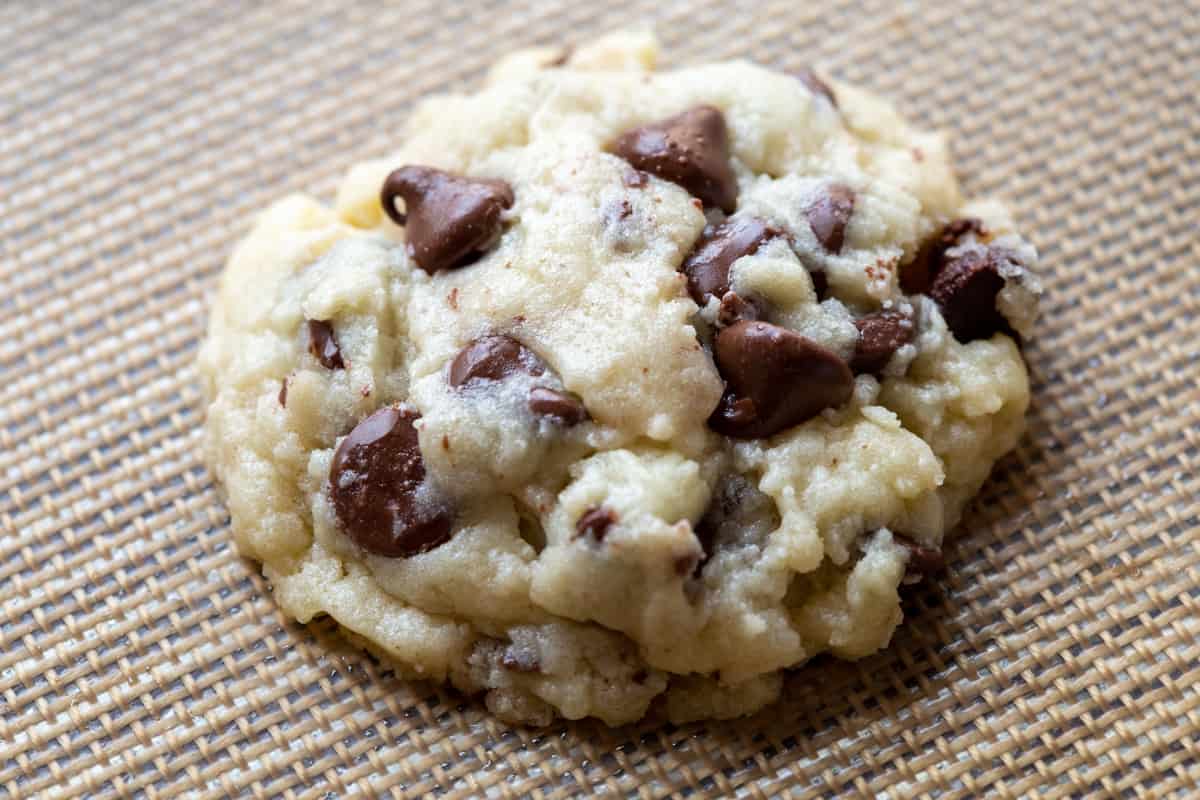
[198,31,1041,726]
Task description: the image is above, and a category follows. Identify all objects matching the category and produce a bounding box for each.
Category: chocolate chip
[306,320,344,369]
[278,378,288,408]
[450,336,587,425]
[850,310,916,374]
[448,335,545,388]
[797,67,837,107]
[329,406,454,558]
[711,394,758,430]
[527,387,588,426]
[900,217,986,295]
[681,217,779,305]
[717,291,761,327]
[575,506,617,542]
[928,247,1012,343]
[804,184,855,254]
[609,105,738,213]
[893,534,945,580]
[709,320,854,438]
[380,165,514,274]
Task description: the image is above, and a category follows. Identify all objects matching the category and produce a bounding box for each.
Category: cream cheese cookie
[198,31,1040,726]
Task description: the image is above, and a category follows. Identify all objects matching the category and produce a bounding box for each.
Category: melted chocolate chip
[894,534,945,580]
[329,406,454,558]
[693,480,741,568]
[709,320,854,439]
[450,336,588,425]
[850,310,916,374]
[691,474,778,577]
[528,387,588,426]
[306,320,344,369]
[380,165,514,274]
[900,218,986,295]
[448,335,545,387]
[804,184,855,254]
[575,506,617,542]
[928,247,1012,343]
[797,67,837,107]
[609,106,738,213]
[278,378,288,407]
[717,291,761,327]
[681,217,780,305]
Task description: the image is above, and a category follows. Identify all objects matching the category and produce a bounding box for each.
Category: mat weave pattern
[2,1,1198,797]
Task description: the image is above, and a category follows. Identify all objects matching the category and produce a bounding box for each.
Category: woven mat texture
[2,0,1198,797]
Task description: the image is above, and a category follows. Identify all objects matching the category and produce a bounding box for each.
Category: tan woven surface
[2,0,1198,797]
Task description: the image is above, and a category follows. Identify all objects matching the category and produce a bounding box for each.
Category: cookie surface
[198,31,1041,726]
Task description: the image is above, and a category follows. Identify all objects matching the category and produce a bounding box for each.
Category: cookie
[198,31,1041,726]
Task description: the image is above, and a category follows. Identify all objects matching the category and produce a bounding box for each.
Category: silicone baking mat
[2,1,1198,797]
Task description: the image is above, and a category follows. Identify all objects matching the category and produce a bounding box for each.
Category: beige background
[2,1,1198,797]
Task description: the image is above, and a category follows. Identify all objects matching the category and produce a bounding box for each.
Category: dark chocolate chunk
[717,291,761,327]
[928,246,1012,343]
[575,506,617,542]
[278,378,288,407]
[306,320,344,370]
[329,406,454,558]
[380,165,514,274]
[681,217,779,305]
[804,184,855,254]
[709,320,854,439]
[797,67,837,107]
[893,533,945,580]
[851,310,916,374]
[609,105,738,213]
[527,387,588,426]
[448,335,545,388]
[900,217,986,295]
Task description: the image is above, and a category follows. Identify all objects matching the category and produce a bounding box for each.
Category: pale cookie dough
[198,33,1041,726]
